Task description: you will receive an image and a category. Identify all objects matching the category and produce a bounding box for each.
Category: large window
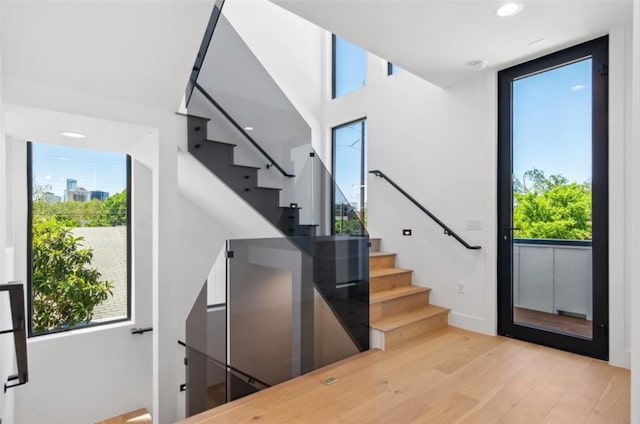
[332,34,367,98]
[28,142,131,336]
[332,119,367,234]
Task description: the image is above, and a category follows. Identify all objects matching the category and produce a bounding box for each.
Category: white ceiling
[1,1,214,111]
[271,0,632,87]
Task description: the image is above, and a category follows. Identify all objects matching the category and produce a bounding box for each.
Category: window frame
[331,117,368,235]
[331,34,367,99]
[27,142,132,337]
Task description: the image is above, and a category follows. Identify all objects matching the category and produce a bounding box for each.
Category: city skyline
[31,143,127,199]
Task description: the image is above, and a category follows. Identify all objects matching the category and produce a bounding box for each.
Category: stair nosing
[370,305,450,332]
[370,285,430,304]
[369,252,396,258]
[370,267,412,278]
[204,138,237,147]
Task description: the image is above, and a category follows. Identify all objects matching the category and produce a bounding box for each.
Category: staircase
[369,238,449,349]
[187,114,314,237]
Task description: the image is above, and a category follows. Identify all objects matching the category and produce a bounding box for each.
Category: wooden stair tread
[95,408,151,424]
[369,252,396,258]
[370,267,412,278]
[371,305,450,332]
[370,285,430,304]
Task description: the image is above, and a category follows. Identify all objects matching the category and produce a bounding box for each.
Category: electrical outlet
[457,282,464,294]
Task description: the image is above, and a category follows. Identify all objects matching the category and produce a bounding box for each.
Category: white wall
[0,1,17,419]
[630,1,640,422]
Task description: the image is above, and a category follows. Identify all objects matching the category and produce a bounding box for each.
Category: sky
[513,58,592,185]
[31,142,127,198]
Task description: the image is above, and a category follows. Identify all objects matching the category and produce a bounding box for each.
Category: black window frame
[331,117,367,235]
[497,36,609,360]
[27,142,132,337]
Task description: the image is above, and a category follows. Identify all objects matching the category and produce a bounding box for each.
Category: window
[28,142,131,336]
[332,119,367,234]
[387,62,403,75]
[332,34,367,98]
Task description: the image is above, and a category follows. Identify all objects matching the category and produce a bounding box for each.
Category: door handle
[503,227,520,240]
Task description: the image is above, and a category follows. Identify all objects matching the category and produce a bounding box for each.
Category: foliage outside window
[28,142,130,335]
[513,168,592,240]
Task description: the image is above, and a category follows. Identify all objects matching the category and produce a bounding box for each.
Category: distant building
[90,191,110,201]
[65,186,89,202]
[66,179,77,190]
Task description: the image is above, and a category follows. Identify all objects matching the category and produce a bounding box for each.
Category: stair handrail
[1,282,29,391]
[194,82,295,178]
[369,170,481,250]
[177,340,271,388]
[185,0,226,107]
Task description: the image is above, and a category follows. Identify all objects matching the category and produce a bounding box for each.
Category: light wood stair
[95,408,152,424]
[369,238,449,349]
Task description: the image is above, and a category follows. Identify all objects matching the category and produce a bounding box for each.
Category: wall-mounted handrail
[130,327,153,335]
[1,282,29,391]
[369,170,481,250]
[194,82,295,179]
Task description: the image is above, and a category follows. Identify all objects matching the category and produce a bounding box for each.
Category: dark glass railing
[182,3,369,418]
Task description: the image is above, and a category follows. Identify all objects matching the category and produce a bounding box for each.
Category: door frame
[497,36,609,360]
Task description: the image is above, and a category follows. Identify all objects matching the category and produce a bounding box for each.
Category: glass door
[497,36,609,359]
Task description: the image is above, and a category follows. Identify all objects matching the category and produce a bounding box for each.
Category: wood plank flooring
[95,408,152,424]
[179,326,629,424]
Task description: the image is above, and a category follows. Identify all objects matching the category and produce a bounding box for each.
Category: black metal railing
[194,83,295,178]
[1,282,28,392]
[178,340,272,389]
[369,170,481,250]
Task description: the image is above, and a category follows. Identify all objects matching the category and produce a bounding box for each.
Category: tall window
[332,34,367,98]
[332,119,367,234]
[28,142,131,336]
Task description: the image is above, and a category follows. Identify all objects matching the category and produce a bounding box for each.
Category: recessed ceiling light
[244,126,254,131]
[59,131,87,139]
[496,2,523,17]
[469,60,488,71]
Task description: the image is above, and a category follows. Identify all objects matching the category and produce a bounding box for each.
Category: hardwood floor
[514,306,593,338]
[95,408,152,424]
[179,326,629,423]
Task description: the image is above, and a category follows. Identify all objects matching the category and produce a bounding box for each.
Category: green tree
[89,190,127,226]
[31,216,113,333]
[513,168,592,240]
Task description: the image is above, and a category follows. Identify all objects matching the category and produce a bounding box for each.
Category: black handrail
[369,170,481,250]
[1,282,28,391]
[185,0,226,107]
[130,327,153,335]
[177,340,271,388]
[194,82,295,179]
